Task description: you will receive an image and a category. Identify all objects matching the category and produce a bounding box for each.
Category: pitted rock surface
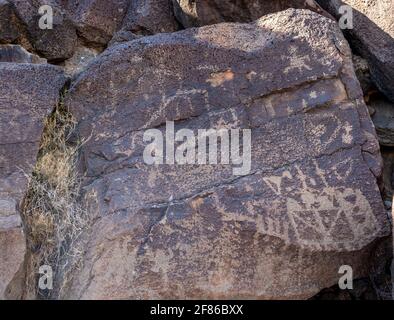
[5,0,131,59]
[0,44,46,63]
[65,0,130,45]
[172,0,331,28]
[60,10,389,299]
[317,0,394,103]
[120,0,179,36]
[0,63,66,299]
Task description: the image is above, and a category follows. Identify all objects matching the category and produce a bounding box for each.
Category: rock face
[5,0,78,61]
[109,0,179,46]
[120,0,179,36]
[352,55,374,98]
[27,8,78,61]
[62,44,99,77]
[61,10,389,299]
[316,0,394,102]
[4,0,131,60]
[371,98,394,147]
[381,148,394,204]
[0,63,66,299]
[0,0,24,44]
[172,0,331,28]
[0,44,46,63]
[65,0,130,45]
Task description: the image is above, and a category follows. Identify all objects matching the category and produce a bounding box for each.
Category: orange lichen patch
[190,197,205,211]
[207,70,234,87]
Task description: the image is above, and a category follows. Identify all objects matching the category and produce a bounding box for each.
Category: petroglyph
[61,10,389,299]
[287,186,377,249]
[143,88,209,129]
[248,78,348,125]
[284,53,313,74]
[260,162,380,250]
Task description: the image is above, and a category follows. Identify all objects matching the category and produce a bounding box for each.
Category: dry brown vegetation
[21,92,88,299]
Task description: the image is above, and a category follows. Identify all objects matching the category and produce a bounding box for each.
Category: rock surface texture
[6,0,78,61]
[3,0,133,60]
[109,0,179,46]
[59,10,389,299]
[317,0,394,102]
[0,63,66,299]
[120,0,179,36]
[371,99,394,147]
[0,44,46,63]
[172,0,331,27]
[65,0,130,45]
[0,0,25,44]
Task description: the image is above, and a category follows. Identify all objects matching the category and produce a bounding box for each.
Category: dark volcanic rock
[381,148,394,204]
[61,10,389,299]
[371,98,394,147]
[27,9,78,61]
[0,44,46,63]
[6,0,78,61]
[0,63,66,299]
[62,44,99,77]
[0,0,23,43]
[172,0,331,28]
[108,30,142,47]
[109,0,179,47]
[6,0,129,59]
[352,55,374,98]
[120,0,179,36]
[317,0,394,102]
[312,278,378,300]
[66,0,130,45]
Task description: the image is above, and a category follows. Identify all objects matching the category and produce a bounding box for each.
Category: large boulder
[172,0,332,28]
[6,0,129,59]
[109,0,180,46]
[26,8,78,62]
[316,0,394,102]
[60,9,390,299]
[120,0,179,36]
[0,63,66,299]
[65,0,130,45]
[6,0,78,61]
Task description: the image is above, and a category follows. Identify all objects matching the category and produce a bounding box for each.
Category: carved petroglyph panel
[62,11,389,299]
[248,79,348,126]
[140,148,383,252]
[271,163,380,250]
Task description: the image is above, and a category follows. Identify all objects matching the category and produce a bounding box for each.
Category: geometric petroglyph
[262,162,380,251]
[287,187,378,250]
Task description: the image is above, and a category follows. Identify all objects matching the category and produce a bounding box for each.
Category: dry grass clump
[22,93,88,299]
